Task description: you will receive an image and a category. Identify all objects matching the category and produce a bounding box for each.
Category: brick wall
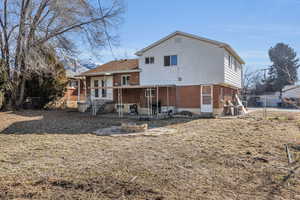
[113,72,140,86]
[63,79,86,102]
[213,85,238,109]
[176,86,201,108]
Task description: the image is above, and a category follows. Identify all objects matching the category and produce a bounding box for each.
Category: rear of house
[79,31,245,116]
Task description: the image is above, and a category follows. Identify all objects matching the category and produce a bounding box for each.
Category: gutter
[76,69,141,77]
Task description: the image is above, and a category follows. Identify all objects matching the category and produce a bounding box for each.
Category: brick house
[79,31,245,116]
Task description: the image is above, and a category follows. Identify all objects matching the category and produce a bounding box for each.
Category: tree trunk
[16,77,26,107]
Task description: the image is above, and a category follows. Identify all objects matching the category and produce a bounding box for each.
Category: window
[69,80,78,88]
[150,57,154,64]
[121,75,130,86]
[101,80,107,98]
[164,56,170,66]
[94,80,99,98]
[171,55,177,65]
[228,55,232,68]
[145,57,154,64]
[164,55,177,66]
[234,60,239,72]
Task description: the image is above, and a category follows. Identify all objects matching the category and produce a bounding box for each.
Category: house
[246,92,281,107]
[63,77,86,108]
[79,31,245,116]
[282,85,300,99]
[282,85,300,107]
[62,61,89,108]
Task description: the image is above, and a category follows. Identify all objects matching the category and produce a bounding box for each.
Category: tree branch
[35,15,112,46]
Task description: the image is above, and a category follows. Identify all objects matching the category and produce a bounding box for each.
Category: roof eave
[77,69,141,77]
[221,44,246,65]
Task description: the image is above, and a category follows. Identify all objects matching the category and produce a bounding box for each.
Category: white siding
[283,87,300,98]
[90,76,113,100]
[139,35,225,86]
[224,51,242,88]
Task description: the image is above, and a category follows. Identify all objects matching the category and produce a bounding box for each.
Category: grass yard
[0,110,300,199]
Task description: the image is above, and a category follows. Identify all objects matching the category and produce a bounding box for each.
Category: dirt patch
[0,110,300,199]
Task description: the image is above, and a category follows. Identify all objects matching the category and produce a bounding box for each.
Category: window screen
[171,55,177,65]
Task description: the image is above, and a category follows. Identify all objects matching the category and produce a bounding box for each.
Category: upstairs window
[145,57,154,64]
[234,60,239,72]
[121,75,130,86]
[164,55,177,66]
[228,55,232,68]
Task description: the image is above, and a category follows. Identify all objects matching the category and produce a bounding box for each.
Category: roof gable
[135,31,245,65]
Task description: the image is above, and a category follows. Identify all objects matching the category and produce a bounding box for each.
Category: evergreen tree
[267,43,300,92]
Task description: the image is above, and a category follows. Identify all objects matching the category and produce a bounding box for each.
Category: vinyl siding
[283,87,300,98]
[139,35,225,86]
[224,51,242,88]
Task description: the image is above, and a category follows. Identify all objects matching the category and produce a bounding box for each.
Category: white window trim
[90,76,113,100]
[145,56,155,64]
[164,55,178,67]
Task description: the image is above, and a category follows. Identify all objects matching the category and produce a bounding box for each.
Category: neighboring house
[282,85,300,99]
[246,92,281,107]
[79,31,245,115]
[63,60,90,108]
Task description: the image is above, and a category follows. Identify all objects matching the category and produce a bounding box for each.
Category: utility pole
[262,68,268,119]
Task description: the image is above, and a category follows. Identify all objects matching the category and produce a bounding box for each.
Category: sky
[81,0,300,73]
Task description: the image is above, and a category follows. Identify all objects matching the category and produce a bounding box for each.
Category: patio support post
[120,88,123,118]
[84,78,87,102]
[118,88,120,118]
[167,86,169,112]
[147,88,150,116]
[156,86,159,118]
[77,79,81,102]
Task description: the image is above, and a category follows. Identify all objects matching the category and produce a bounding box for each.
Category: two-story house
[79,31,245,115]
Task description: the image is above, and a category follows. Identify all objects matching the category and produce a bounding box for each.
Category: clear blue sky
[82,0,300,73]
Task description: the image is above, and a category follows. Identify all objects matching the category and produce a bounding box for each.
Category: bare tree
[0,0,123,108]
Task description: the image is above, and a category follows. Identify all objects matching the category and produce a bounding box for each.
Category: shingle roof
[80,59,139,76]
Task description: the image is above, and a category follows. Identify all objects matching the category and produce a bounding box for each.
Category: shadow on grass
[1,109,198,134]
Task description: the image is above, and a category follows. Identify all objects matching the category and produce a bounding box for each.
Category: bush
[0,91,4,110]
[24,50,68,109]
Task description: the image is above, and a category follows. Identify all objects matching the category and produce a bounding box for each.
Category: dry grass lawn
[0,110,300,200]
